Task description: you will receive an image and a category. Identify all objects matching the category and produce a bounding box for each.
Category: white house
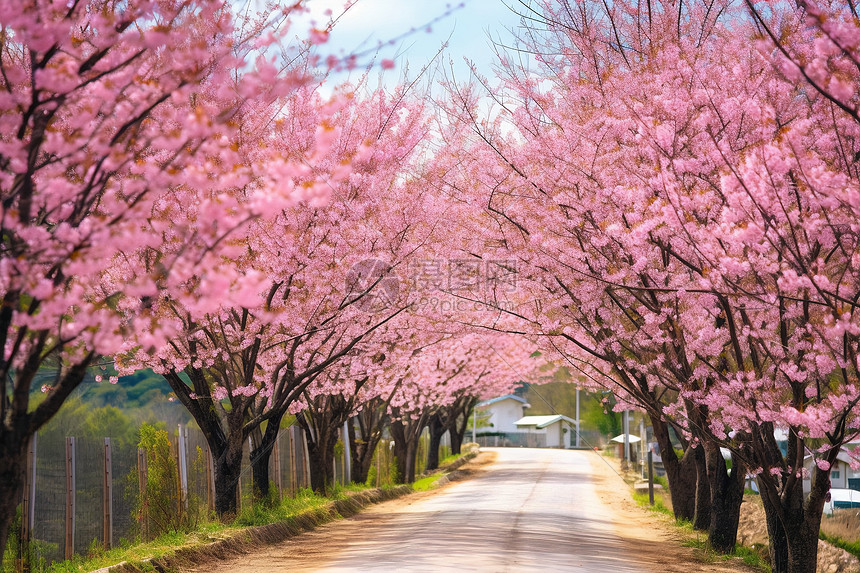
[514,414,577,448]
[802,450,860,493]
[476,394,530,434]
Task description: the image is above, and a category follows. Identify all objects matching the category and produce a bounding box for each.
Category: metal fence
[475,429,606,449]
[7,422,462,571]
[8,422,354,572]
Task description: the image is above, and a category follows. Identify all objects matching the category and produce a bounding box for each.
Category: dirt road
[187,448,754,572]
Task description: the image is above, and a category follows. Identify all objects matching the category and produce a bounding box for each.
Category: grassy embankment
[614,456,771,572]
[9,451,471,573]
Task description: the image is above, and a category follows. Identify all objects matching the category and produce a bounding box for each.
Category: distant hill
[30,366,190,423]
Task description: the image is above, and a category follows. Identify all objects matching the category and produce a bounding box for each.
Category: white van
[823,488,860,515]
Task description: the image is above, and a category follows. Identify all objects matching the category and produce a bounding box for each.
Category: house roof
[803,450,856,467]
[477,394,530,408]
[514,415,576,429]
[610,434,642,444]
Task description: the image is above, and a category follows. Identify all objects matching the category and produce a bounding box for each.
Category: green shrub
[136,423,191,538]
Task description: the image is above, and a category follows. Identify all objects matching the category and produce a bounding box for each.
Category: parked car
[824,488,860,515]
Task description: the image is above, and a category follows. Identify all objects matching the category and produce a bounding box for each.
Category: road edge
[91,449,484,573]
[92,486,413,573]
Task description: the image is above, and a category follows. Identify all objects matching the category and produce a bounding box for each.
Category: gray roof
[477,394,530,408]
[514,415,576,429]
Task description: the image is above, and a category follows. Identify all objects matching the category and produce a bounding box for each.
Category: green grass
[412,474,445,491]
[15,456,470,573]
[44,531,194,573]
[31,485,378,573]
[234,487,335,527]
[732,545,771,571]
[632,490,672,516]
[631,489,770,572]
[439,453,463,466]
[820,532,860,561]
[681,535,771,572]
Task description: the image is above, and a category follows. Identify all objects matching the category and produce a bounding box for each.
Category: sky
[297,0,529,89]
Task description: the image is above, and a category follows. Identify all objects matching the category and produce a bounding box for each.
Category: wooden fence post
[205,447,215,513]
[376,441,381,488]
[103,438,113,550]
[64,437,76,560]
[172,437,182,518]
[648,450,655,506]
[343,421,352,483]
[288,426,296,495]
[177,425,188,512]
[18,433,36,572]
[137,447,148,540]
[302,431,311,489]
[272,431,283,499]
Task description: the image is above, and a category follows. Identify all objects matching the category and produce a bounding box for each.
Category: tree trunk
[449,430,463,455]
[650,413,698,522]
[390,418,422,484]
[693,444,711,531]
[426,414,445,471]
[250,451,270,500]
[348,397,390,485]
[295,395,354,494]
[390,421,409,483]
[301,418,340,494]
[249,413,284,501]
[0,429,27,562]
[404,442,417,483]
[0,354,92,557]
[703,440,744,553]
[446,397,478,455]
[163,369,249,519]
[391,433,418,484]
[212,438,243,516]
[305,433,337,494]
[348,418,378,485]
[759,462,830,573]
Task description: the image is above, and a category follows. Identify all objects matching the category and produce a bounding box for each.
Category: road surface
[190,448,665,572]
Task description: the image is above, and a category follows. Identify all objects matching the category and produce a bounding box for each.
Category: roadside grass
[36,485,374,573]
[440,453,462,466]
[30,459,472,573]
[820,532,860,561]
[233,487,341,527]
[412,474,445,491]
[631,485,770,572]
[412,452,471,491]
[820,509,860,561]
[681,534,771,572]
[632,490,672,516]
[44,531,200,573]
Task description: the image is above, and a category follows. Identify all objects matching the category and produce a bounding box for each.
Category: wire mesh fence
[7,420,450,572]
[7,421,348,572]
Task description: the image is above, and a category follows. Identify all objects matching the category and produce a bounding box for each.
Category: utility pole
[623,410,630,467]
[472,408,477,444]
[575,387,581,448]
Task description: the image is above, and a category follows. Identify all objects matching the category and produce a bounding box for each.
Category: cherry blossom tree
[696,2,860,569]
[454,0,860,570]
[384,331,538,483]
[0,0,321,554]
[435,0,772,552]
[118,78,437,510]
[347,390,397,484]
[294,365,381,492]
